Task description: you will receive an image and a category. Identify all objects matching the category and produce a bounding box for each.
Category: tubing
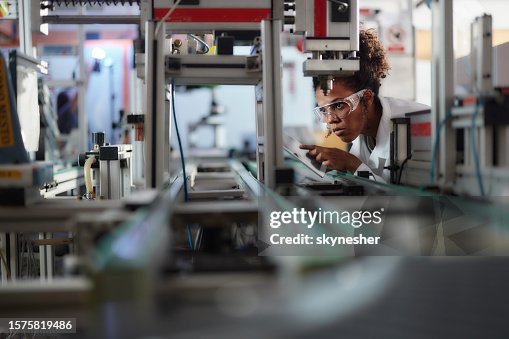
[84,156,96,198]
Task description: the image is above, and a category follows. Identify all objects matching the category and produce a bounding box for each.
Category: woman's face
[315,83,367,143]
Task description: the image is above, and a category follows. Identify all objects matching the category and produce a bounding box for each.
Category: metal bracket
[246,55,262,72]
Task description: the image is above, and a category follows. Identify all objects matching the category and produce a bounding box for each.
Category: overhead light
[91,47,106,60]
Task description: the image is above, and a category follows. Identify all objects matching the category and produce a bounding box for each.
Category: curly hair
[313,29,390,95]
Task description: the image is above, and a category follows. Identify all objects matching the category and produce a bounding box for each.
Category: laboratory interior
[1,0,509,338]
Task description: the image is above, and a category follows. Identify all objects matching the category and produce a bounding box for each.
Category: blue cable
[171,79,193,248]
[430,110,452,183]
[430,102,485,196]
[171,79,189,201]
[187,226,194,250]
[471,101,485,196]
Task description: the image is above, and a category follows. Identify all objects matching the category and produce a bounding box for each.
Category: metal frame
[41,167,85,198]
[144,8,285,190]
[0,199,125,281]
[471,14,493,96]
[42,15,139,24]
[143,19,172,189]
[98,145,133,199]
[11,52,48,75]
[151,0,272,32]
[448,14,509,197]
[144,21,155,188]
[165,55,262,85]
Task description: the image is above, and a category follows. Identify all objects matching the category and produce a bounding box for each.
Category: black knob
[92,132,105,147]
[78,153,87,167]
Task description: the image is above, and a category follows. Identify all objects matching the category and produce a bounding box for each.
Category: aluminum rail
[42,15,139,25]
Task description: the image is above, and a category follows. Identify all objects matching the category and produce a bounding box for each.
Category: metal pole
[261,19,284,190]
[155,23,167,188]
[165,96,170,179]
[255,99,264,182]
[45,232,54,281]
[38,232,46,280]
[18,0,33,56]
[109,64,115,143]
[145,21,155,188]
[408,0,416,101]
[431,0,455,188]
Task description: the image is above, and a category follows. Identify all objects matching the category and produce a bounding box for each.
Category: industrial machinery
[1,0,365,280]
[78,132,133,200]
[1,1,509,338]
[298,0,361,95]
[449,14,509,197]
[400,12,509,198]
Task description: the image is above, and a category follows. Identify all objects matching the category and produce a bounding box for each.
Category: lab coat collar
[367,96,392,175]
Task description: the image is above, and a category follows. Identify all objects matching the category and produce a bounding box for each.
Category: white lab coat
[349,96,430,183]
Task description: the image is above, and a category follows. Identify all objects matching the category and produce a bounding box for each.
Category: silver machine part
[299,0,360,96]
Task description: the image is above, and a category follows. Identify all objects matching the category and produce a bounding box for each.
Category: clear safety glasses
[313,89,367,122]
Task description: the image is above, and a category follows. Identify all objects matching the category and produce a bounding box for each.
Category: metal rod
[16,52,42,67]
[14,52,49,74]
[42,15,139,25]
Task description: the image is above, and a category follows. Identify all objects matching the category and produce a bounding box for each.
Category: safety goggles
[313,89,367,122]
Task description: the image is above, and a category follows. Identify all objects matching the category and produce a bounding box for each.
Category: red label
[154,8,271,23]
[314,0,327,37]
[462,96,477,106]
[360,8,371,15]
[411,122,431,137]
[388,45,405,53]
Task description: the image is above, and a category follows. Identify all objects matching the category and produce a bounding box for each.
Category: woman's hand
[299,144,362,173]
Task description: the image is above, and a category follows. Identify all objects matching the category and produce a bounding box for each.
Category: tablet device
[283,134,326,178]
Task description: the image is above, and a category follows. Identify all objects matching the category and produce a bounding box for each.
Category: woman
[57,89,79,135]
[300,29,429,183]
